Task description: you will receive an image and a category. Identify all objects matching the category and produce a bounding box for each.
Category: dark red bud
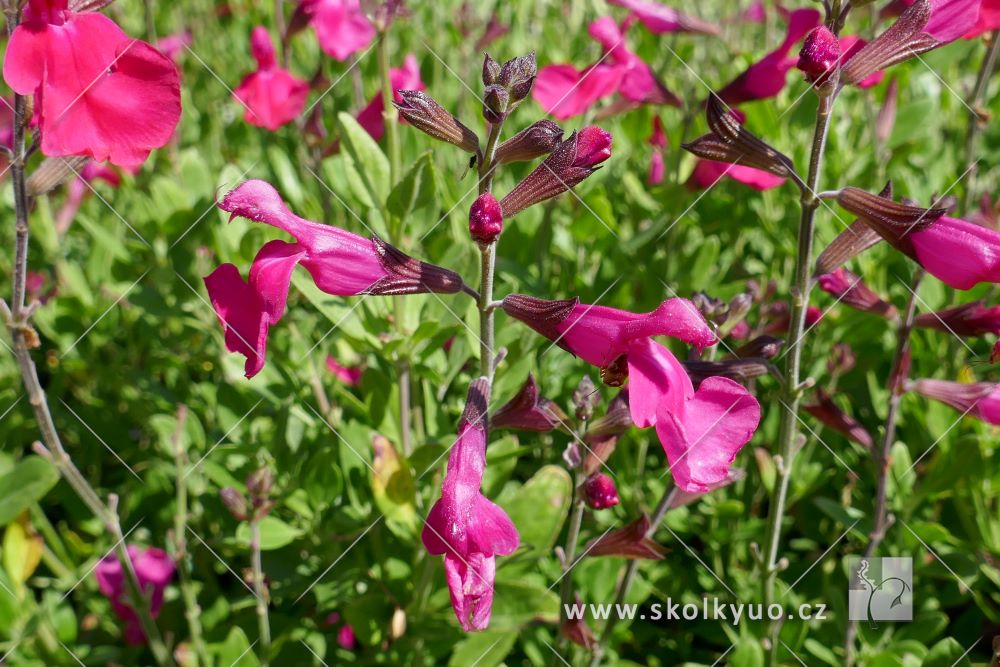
[469,193,503,244]
[583,473,620,510]
[797,26,842,84]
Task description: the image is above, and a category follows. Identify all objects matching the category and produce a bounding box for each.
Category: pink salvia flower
[737,1,766,23]
[234,27,309,131]
[965,0,1000,38]
[717,8,822,105]
[3,0,181,167]
[533,63,622,120]
[588,17,682,107]
[326,356,363,386]
[205,180,464,377]
[422,379,519,631]
[583,473,620,509]
[688,159,786,191]
[94,546,175,645]
[817,267,898,319]
[911,379,1000,425]
[797,26,842,84]
[916,301,1000,337]
[908,216,1000,290]
[608,0,721,35]
[295,0,376,60]
[156,31,192,63]
[357,55,424,140]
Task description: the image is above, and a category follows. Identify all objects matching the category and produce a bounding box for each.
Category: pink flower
[422,380,519,631]
[737,1,766,23]
[840,36,886,88]
[534,63,622,120]
[156,31,192,63]
[533,17,679,120]
[647,116,668,185]
[234,27,309,131]
[469,193,503,244]
[911,379,1000,425]
[608,0,721,35]
[908,216,1000,290]
[717,8,821,105]
[205,180,464,377]
[325,356,363,386]
[797,26,842,84]
[688,159,786,191]
[94,546,175,645]
[3,0,181,167]
[294,0,375,60]
[502,295,760,492]
[916,301,1000,337]
[965,0,1000,38]
[337,624,358,650]
[817,267,898,318]
[356,54,424,140]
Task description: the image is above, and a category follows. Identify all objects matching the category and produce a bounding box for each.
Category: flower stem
[558,472,586,626]
[762,91,836,659]
[378,30,401,189]
[588,482,677,667]
[170,407,210,667]
[843,269,923,666]
[963,32,1000,212]
[2,12,172,662]
[250,520,272,666]
[477,121,504,380]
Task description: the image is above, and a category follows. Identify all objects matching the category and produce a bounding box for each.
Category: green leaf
[235,516,303,551]
[449,630,517,667]
[3,516,43,590]
[921,637,971,667]
[216,626,261,667]
[489,578,560,628]
[0,457,60,526]
[371,434,419,538]
[387,151,436,221]
[339,112,390,208]
[498,465,571,559]
[267,146,306,207]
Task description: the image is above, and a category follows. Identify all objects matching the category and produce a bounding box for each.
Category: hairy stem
[558,472,587,627]
[170,407,209,667]
[589,482,677,667]
[2,11,172,663]
[762,91,836,660]
[251,520,272,665]
[843,269,923,666]
[963,32,1000,211]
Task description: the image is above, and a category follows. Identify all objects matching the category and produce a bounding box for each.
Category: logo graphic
[848,557,913,627]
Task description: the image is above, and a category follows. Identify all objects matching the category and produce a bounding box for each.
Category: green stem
[378,31,401,189]
[589,483,677,667]
[762,91,836,664]
[963,32,1000,212]
[558,473,586,626]
[251,521,271,665]
[476,121,504,380]
[843,269,923,666]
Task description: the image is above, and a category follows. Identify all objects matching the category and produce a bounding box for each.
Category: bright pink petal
[234,68,309,131]
[325,356,362,385]
[926,0,981,42]
[608,0,720,35]
[965,0,1000,38]
[689,160,785,191]
[356,55,424,140]
[626,339,691,428]
[443,552,496,631]
[250,26,277,69]
[911,216,1000,290]
[533,63,622,120]
[249,240,306,323]
[979,386,1000,424]
[649,150,665,185]
[655,377,761,493]
[308,0,376,60]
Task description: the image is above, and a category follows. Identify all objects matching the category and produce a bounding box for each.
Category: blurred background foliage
[1,0,999,665]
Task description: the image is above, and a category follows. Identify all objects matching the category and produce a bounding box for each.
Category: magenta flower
[907,216,1000,290]
[469,193,503,244]
[608,0,720,35]
[94,546,175,645]
[205,180,464,377]
[293,0,375,60]
[3,0,181,167]
[583,473,620,509]
[647,116,668,185]
[911,379,1000,425]
[357,55,424,140]
[916,301,1000,337]
[817,268,898,319]
[422,379,519,631]
[688,159,785,191]
[840,36,885,88]
[717,8,821,105]
[234,27,309,131]
[502,295,760,492]
[533,17,679,120]
[737,1,767,23]
[966,0,1000,38]
[156,31,192,63]
[326,355,363,386]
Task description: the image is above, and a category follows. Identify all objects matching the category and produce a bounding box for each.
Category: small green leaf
[387,152,435,221]
[0,457,60,526]
[339,112,390,208]
[498,465,571,559]
[235,516,302,551]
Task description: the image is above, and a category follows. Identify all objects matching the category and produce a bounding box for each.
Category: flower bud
[915,301,1000,336]
[482,52,501,85]
[498,51,537,103]
[469,192,503,244]
[572,375,599,420]
[495,119,563,164]
[584,514,664,559]
[734,335,784,359]
[482,84,509,124]
[393,90,479,153]
[817,268,899,319]
[827,342,856,376]
[583,473,620,510]
[797,26,842,85]
[803,389,874,449]
[491,373,567,431]
[220,487,249,521]
[246,467,274,502]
